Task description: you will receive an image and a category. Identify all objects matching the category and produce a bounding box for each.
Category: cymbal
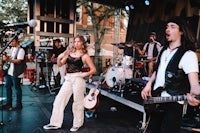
[135,43,143,46]
[125,42,143,47]
[111,43,125,49]
[111,42,143,49]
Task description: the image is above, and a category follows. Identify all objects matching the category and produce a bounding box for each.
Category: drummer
[136,32,162,77]
[122,41,140,68]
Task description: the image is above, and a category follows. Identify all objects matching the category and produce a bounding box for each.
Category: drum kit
[104,42,148,94]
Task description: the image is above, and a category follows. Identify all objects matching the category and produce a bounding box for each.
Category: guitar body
[84,72,107,110]
[84,88,101,110]
[3,61,11,76]
[144,87,165,114]
[2,52,10,76]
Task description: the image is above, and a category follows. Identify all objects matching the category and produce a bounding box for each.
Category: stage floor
[0,83,198,133]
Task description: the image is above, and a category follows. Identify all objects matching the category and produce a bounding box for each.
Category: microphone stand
[0,28,22,128]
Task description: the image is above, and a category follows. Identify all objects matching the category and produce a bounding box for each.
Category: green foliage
[76,0,128,74]
[0,0,27,23]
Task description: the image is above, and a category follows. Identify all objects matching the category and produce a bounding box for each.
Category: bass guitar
[143,87,200,114]
[84,72,105,110]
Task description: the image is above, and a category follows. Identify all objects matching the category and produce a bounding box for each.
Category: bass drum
[105,66,133,87]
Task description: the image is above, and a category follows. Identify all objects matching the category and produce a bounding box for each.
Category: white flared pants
[49,74,86,127]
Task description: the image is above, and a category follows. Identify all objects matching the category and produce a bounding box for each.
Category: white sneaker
[70,126,81,132]
[43,124,60,130]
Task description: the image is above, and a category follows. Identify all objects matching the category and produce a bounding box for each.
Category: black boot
[0,103,12,110]
[13,103,23,110]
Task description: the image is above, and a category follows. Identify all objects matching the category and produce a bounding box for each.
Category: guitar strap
[154,46,167,71]
[153,46,167,86]
[10,46,21,59]
[14,47,21,59]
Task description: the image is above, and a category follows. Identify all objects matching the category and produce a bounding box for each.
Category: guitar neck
[144,95,187,104]
[93,72,106,90]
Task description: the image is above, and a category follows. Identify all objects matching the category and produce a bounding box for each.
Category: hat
[54,38,61,43]
[167,17,185,27]
[150,32,156,36]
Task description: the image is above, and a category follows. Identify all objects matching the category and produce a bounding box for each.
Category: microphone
[4,19,37,28]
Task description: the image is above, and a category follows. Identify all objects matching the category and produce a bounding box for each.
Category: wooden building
[27,0,76,49]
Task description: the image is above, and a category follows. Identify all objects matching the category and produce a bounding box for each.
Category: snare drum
[105,66,133,87]
[135,61,143,69]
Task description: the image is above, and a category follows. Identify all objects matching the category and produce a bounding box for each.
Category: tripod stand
[49,63,61,95]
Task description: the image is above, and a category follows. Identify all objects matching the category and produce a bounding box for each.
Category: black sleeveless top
[66,55,84,73]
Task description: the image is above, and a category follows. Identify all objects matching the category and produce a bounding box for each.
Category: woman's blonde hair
[70,35,88,54]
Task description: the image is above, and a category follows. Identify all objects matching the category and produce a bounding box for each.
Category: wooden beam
[36,16,74,24]
[35,31,74,38]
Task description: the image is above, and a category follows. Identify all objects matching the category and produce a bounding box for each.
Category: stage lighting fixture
[125,5,130,11]
[125,1,134,11]
[129,4,134,10]
[145,0,150,6]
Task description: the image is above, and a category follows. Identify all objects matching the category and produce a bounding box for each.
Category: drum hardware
[112,80,122,92]
[122,55,133,67]
[141,60,149,76]
[106,72,126,97]
[35,51,55,94]
[134,61,144,78]
[115,54,123,66]
[138,55,148,60]
[120,85,125,97]
[110,82,125,97]
[105,58,111,68]
[124,78,147,94]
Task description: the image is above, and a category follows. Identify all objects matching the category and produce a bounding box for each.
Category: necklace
[165,47,178,62]
[169,46,178,52]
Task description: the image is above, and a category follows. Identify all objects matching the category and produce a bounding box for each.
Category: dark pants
[4,75,22,106]
[148,102,183,133]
